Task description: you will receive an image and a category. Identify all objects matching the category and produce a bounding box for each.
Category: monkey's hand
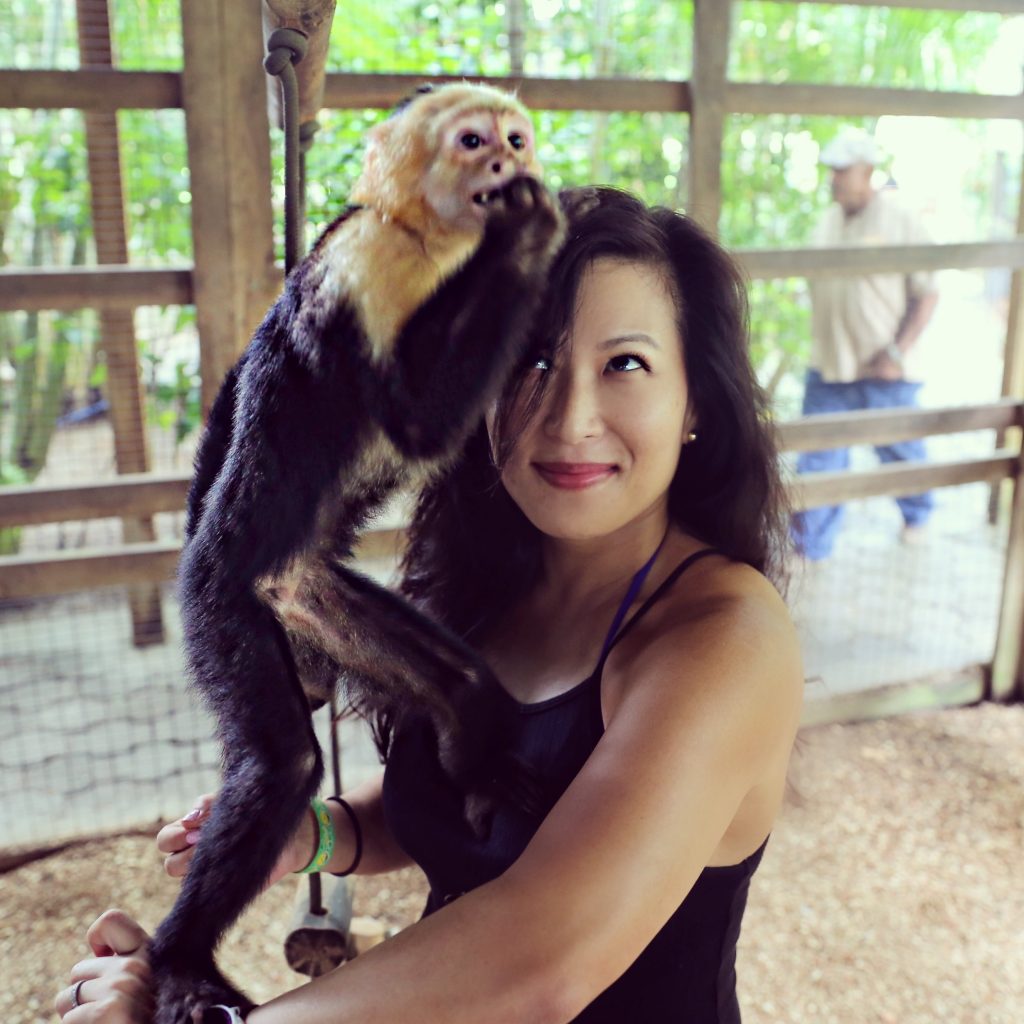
[482,175,566,275]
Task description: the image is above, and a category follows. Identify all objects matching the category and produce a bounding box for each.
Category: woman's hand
[156,793,316,886]
[54,910,152,1022]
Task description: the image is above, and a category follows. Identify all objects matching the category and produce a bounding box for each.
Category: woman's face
[493,258,692,541]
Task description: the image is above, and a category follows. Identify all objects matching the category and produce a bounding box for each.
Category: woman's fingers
[162,843,199,878]
[56,946,154,1022]
[156,793,216,875]
[86,910,150,958]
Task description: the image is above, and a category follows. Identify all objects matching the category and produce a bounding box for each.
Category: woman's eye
[460,132,482,149]
[508,132,525,150]
[607,353,649,373]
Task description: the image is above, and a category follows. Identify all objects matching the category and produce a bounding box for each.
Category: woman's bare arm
[249,575,803,1024]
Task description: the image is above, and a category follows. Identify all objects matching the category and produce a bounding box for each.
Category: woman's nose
[543,373,602,443]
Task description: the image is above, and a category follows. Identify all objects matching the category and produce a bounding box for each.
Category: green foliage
[119,110,192,262]
[138,307,201,445]
[0,0,1014,507]
[732,2,1006,91]
[326,0,691,79]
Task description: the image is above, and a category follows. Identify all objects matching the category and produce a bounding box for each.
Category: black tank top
[382,547,768,1023]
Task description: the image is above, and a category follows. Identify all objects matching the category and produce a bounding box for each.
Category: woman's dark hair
[399,185,790,641]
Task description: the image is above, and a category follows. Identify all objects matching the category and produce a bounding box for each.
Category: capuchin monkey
[148,82,565,1023]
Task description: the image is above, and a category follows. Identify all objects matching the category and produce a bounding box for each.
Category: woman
[56,186,802,1023]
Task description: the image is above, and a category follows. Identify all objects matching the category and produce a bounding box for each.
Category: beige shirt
[809,191,937,383]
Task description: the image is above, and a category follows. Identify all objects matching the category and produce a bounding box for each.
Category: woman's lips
[533,462,618,490]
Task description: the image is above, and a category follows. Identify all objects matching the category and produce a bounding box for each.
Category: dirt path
[2,702,1021,1024]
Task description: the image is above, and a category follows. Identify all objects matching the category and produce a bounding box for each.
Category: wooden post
[990,437,1024,702]
[988,143,1024,525]
[687,0,732,233]
[990,146,1024,701]
[76,0,164,646]
[180,0,278,419]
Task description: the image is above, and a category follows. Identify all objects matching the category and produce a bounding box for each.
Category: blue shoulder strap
[595,533,669,665]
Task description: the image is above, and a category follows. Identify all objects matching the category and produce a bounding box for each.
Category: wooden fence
[0,0,1022,715]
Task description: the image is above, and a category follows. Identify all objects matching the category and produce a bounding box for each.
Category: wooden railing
[1,400,1021,704]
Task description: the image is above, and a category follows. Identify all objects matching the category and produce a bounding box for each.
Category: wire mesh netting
[0,560,395,851]
[790,475,1010,703]
[1,1,1022,855]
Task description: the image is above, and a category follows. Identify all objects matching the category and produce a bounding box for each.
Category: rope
[299,120,320,238]
[264,27,339,923]
[264,28,309,274]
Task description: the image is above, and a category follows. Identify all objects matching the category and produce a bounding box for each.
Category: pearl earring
[686,431,698,443]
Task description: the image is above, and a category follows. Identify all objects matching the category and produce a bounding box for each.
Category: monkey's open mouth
[472,189,503,206]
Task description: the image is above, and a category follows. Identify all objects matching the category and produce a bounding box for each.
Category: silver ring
[70,979,86,1010]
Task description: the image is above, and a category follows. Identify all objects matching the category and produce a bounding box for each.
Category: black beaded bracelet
[326,795,363,876]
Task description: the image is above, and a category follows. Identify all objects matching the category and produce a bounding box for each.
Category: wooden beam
[0,69,182,111]
[995,142,1024,465]
[3,65,1020,122]
[0,266,194,311]
[1,450,1016,597]
[687,0,732,232]
[789,453,1017,511]
[5,240,1021,314]
[728,82,1024,121]
[0,474,191,529]
[777,399,1024,453]
[322,73,692,113]
[0,543,181,600]
[262,0,338,127]
[77,0,164,646]
[738,239,1024,279]
[991,450,1024,701]
[181,0,279,418]
[756,0,1022,13]
[0,529,399,599]
[801,667,985,729]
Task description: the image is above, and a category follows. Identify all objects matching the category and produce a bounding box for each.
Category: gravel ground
[2,702,1021,1024]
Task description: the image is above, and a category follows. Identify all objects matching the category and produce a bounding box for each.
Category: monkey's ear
[354,121,395,198]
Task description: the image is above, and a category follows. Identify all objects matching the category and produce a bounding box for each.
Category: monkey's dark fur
[148,84,565,1022]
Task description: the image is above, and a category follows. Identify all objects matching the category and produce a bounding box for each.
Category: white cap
[819,132,882,169]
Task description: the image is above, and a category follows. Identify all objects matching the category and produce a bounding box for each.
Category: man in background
[791,130,940,562]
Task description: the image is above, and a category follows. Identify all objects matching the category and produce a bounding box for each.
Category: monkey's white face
[490,259,693,543]
[424,106,541,230]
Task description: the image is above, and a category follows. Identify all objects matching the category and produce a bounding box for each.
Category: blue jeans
[790,369,935,561]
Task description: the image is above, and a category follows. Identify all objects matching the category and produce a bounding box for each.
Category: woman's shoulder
[603,539,801,723]
[650,535,791,630]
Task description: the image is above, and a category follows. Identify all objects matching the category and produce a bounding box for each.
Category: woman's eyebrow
[598,332,661,351]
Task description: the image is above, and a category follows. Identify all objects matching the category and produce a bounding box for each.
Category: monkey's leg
[375,176,564,459]
[151,348,352,1023]
[150,582,322,1023]
[282,558,538,823]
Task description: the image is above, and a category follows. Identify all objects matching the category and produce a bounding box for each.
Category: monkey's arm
[184,353,246,544]
[375,176,563,459]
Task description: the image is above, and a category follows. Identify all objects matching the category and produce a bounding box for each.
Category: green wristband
[296,797,335,874]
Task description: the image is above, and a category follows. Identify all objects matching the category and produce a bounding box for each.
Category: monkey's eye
[508,132,526,150]
[460,132,482,149]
